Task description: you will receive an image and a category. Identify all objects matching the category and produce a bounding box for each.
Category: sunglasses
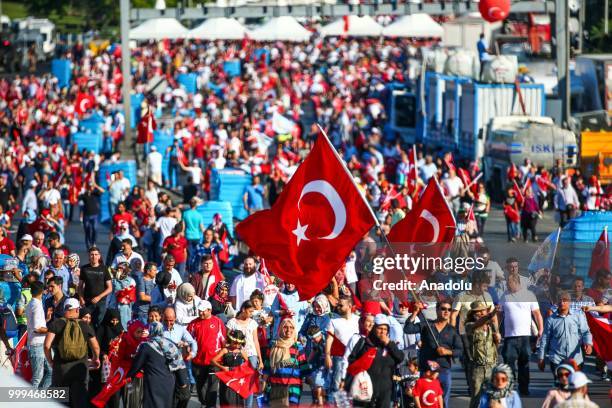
[558,372,570,378]
[438,307,452,312]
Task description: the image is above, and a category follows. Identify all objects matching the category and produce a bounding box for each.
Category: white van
[14,17,55,57]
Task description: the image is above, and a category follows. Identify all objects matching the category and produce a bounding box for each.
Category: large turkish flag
[75,92,95,116]
[589,228,610,278]
[236,133,375,300]
[388,177,456,244]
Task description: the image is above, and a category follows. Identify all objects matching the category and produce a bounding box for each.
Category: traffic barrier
[210,169,252,221]
[196,201,234,236]
[51,59,71,88]
[98,160,138,222]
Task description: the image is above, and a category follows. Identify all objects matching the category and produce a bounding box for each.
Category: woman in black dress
[126,321,188,408]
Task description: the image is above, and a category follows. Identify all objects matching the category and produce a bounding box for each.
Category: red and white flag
[467,204,478,234]
[388,177,457,245]
[407,147,420,195]
[512,180,525,206]
[136,111,157,144]
[589,227,610,278]
[215,362,260,399]
[585,312,612,364]
[236,131,376,300]
[10,333,32,382]
[207,249,226,297]
[75,92,95,116]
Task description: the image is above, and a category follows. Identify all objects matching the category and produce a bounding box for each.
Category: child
[211,330,249,406]
[305,325,329,406]
[397,357,420,408]
[412,361,444,408]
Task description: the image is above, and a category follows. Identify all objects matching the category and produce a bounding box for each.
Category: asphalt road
[61,207,610,407]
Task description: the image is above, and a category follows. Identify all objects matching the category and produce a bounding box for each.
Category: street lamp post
[120,0,132,139]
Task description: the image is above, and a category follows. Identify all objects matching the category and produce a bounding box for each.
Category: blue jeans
[29,343,52,388]
[83,215,98,249]
[506,221,519,241]
[176,262,188,282]
[502,336,531,395]
[438,368,452,408]
[187,239,201,273]
[168,162,179,188]
[330,356,346,402]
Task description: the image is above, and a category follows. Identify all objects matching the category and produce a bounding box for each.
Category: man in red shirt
[0,227,15,255]
[111,202,135,235]
[187,300,226,407]
[163,225,188,281]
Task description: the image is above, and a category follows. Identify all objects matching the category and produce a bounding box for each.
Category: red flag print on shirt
[236,132,375,300]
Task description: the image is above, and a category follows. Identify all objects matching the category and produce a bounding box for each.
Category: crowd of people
[0,33,609,408]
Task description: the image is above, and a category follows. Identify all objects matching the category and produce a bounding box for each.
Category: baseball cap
[569,372,591,389]
[197,300,212,311]
[29,180,38,187]
[373,314,390,327]
[64,298,80,311]
[20,234,33,242]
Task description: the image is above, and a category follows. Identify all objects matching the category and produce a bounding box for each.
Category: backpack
[57,318,88,361]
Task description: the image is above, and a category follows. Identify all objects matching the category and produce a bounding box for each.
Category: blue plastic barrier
[51,59,71,88]
[98,161,138,222]
[210,169,252,221]
[178,73,198,94]
[223,60,241,78]
[559,212,612,283]
[253,48,270,65]
[72,132,104,154]
[130,93,145,129]
[80,112,105,135]
[196,201,234,236]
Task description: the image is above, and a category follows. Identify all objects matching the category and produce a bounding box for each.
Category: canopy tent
[249,16,312,42]
[320,15,383,37]
[130,18,188,41]
[188,17,249,40]
[382,14,444,38]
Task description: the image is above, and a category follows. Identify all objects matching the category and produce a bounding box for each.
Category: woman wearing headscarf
[174,282,201,325]
[299,294,331,343]
[109,262,137,329]
[542,362,588,408]
[208,280,232,319]
[207,213,234,245]
[477,364,522,408]
[127,321,189,408]
[91,309,123,400]
[265,318,308,406]
[66,253,80,294]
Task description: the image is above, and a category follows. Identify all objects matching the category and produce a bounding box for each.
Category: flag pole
[549,226,562,274]
[317,125,441,346]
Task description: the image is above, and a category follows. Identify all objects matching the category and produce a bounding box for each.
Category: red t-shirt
[112,212,134,233]
[163,235,188,263]
[412,378,444,408]
[0,237,15,254]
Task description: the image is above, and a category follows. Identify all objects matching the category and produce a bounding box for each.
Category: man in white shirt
[22,180,39,215]
[160,255,183,301]
[112,239,144,272]
[26,281,52,388]
[146,146,163,186]
[179,159,203,185]
[229,257,264,310]
[156,207,178,249]
[325,297,360,397]
[108,170,131,217]
[498,274,543,396]
[554,176,580,227]
[443,168,465,215]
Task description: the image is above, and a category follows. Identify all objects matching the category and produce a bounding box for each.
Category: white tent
[130,18,189,41]
[188,17,248,40]
[320,15,383,37]
[249,16,312,42]
[382,14,444,38]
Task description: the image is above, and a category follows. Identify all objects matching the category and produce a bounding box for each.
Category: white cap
[64,298,80,311]
[29,180,38,187]
[197,300,212,311]
[374,314,390,326]
[569,372,592,389]
[150,145,157,151]
[20,234,33,242]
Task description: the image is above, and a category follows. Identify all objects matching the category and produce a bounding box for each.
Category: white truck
[484,116,578,199]
[14,17,55,58]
